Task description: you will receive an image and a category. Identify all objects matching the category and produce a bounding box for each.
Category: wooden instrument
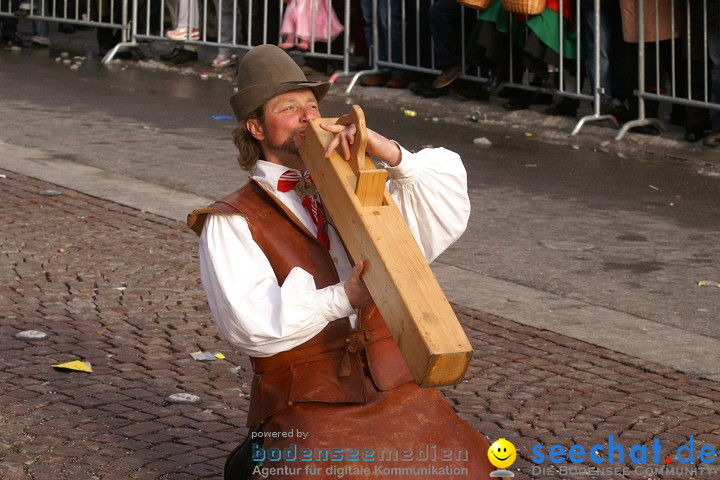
[299,105,473,387]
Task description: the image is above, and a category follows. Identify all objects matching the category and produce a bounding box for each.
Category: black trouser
[0,0,18,39]
[625,40,676,119]
[224,426,263,480]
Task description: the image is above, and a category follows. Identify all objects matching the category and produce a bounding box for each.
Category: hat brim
[230,81,332,122]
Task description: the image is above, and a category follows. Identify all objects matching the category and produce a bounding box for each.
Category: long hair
[232,105,265,171]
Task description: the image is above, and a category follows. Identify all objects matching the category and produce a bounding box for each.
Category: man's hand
[344,260,375,308]
[319,123,402,167]
[320,122,357,161]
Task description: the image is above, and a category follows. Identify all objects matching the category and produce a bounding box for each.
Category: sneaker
[600,98,622,116]
[432,64,463,89]
[31,35,50,46]
[165,27,200,41]
[385,73,410,89]
[15,2,31,16]
[211,53,238,68]
[160,46,183,60]
[703,130,720,147]
[359,72,390,87]
[170,48,198,64]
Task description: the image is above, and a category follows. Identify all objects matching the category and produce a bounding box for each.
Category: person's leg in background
[239,0,278,46]
[624,38,665,134]
[360,0,409,87]
[582,1,613,107]
[384,0,408,87]
[166,0,199,40]
[704,19,720,146]
[1,0,21,44]
[429,0,463,89]
[580,0,630,119]
[135,0,162,35]
[56,0,76,32]
[373,0,388,63]
[31,1,51,46]
[360,0,388,86]
[211,0,241,67]
[97,0,124,56]
[605,0,631,105]
[683,0,711,142]
[155,0,197,63]
[386,1,402,63]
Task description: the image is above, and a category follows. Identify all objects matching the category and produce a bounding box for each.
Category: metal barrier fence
[3,0,720,142]
[345,0,491,92]
[0,0,130,57]
[129,0,352,73]
[358,0,720,141]
[615,0,720,140]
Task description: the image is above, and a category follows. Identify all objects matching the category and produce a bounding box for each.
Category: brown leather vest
[187,180,414,427]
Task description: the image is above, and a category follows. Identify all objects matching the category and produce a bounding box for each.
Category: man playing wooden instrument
[188,44,494,479]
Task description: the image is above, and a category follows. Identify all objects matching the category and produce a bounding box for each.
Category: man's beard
[267,128,302,156]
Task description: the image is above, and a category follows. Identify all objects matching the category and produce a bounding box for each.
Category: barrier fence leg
[328,0,357,86]
[572,0,617,135]
[345,0,380,93]
[102,0,138,64]
[615,0,664,141]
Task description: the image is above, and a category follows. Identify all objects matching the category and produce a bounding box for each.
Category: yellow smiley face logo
[488,438,517,469]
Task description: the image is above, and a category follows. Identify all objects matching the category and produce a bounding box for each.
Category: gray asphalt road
[2,43,719,380]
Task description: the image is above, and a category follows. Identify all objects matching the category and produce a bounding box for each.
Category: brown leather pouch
[366,337,414,391]
[289,357,367,404]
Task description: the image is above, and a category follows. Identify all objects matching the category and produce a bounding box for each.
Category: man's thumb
[353,260,364,274]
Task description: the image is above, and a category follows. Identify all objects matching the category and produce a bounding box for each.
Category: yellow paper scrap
[190,351,225,361]
[403,109,417,117]
[52,360,92,373]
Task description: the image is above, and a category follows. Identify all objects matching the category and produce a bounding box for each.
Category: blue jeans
[582,6,612,100]
[429,0,461,69]
[360,0,402,65]
[213,0,241,56]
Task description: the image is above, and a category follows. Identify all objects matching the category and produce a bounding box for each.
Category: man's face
[249,89,321,162]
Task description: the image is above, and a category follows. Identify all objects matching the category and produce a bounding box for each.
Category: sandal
[703,130,720,147]
[278,39,295,50]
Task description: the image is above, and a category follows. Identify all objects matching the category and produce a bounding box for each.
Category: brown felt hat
[230,44,331,122]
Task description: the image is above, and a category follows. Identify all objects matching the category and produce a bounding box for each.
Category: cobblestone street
[1,168,719,479]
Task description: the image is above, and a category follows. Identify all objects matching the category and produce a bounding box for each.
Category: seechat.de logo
[529,435,717,477]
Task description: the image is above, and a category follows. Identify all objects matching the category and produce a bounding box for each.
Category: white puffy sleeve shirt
[199,145,470,357]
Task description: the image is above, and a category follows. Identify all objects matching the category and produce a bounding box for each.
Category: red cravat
[277,170,331,249]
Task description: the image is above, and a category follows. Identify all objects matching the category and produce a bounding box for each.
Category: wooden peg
[335,105,369,174]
